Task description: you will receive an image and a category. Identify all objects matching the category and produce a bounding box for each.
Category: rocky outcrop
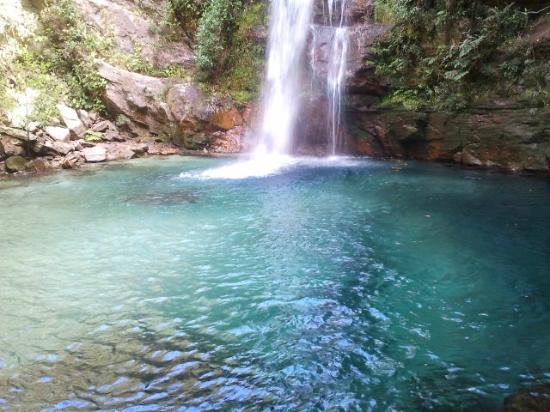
[334,1,550,173]
[98,62,246,151]
[348,103,550,172]
[75,0,195,69]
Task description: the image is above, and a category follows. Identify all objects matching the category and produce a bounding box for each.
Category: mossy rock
[5,156,27,173]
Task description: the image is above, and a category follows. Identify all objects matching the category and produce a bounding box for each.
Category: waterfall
[256,0,314,156]
[323,0,348,155]
[327,26,348,154]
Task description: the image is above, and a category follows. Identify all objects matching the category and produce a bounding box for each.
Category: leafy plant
[372,0,532,110]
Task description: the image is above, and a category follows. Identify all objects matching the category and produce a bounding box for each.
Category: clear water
[0,156,549,411]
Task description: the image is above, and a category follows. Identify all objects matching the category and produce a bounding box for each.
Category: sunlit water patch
[1,156,549,411]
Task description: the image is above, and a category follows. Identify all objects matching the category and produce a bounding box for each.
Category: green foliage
[168,0,206,33]
[220,1,265,100]
[36,0,108,112]
[373,0,534,110]
[195,0,242,75]
[84,130,103,142]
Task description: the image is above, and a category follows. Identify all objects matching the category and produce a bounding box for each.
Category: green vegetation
[84,130,103,142]
[167,0,266,99]
[37,0,109,112]
[372,0,547,110]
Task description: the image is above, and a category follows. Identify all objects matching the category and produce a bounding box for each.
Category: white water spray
[256,0,314,156]
[323,0,348,154]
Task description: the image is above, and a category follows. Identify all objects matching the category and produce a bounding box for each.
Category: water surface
[0,156,549,411]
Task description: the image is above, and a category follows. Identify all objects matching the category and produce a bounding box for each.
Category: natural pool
[0,156,549,411]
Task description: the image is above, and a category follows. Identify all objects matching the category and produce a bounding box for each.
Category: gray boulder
[57,103,86,138]
[82,146,107,162]
[45,126,71,142]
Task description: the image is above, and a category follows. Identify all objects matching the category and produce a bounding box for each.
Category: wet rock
[27,158,49,173]
[210,108,243,130]
[503,384,550,412]
[131,143,148,156]
[82,146,107,163]
[45,126,71,142]
[62,152,84,169]
[209,127,244,153]
[57,103,86,138]
[125,189,200,205]
[5,156,27,173]
[146,143,181,156]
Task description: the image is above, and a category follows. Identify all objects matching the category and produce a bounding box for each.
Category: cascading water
[327,26,348,154]
[322,0,348,154]
[196,0,349,179]
[256,0,314,156]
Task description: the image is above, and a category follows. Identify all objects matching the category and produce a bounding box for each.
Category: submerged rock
[504,384,550,412]
[125,189,200,205]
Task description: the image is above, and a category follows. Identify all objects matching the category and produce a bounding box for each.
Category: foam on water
[180,155,369,179]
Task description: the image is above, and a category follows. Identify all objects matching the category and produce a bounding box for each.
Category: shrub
[373,0,532,110]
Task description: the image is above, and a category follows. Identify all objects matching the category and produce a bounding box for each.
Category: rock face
[75,0,195,69]
[98,62,247,151]
[308,0,550,173]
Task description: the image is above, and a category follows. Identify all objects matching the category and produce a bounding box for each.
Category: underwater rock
[125,189,200,205]
[503,384,550,412]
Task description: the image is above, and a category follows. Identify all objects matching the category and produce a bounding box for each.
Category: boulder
[82,146,107,162]
[45,126,71,142]
[209,126,244,153]
[91,120,115,133]
[0,125,29,141]
[43,139,75,156]
[0,136,25,157]
[105,144,135,161]
[27,158,49,173]
[77,109,92,127]
[62,152,84,169]
[98,62,178,139]
[57,103,86,138]
[5,156,27,173]
[130,142,148,156]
